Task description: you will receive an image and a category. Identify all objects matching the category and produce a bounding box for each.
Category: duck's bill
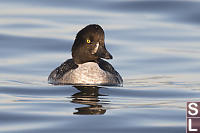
[96,45,113,59]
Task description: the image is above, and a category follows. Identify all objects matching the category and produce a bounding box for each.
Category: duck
[48,24,123,86]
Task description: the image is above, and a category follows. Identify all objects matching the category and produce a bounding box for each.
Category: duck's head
[72,24,112,64]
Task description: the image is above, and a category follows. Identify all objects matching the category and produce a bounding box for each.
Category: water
[0,0,200,132]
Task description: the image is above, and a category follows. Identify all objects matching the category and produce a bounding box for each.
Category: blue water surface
[0,0,200,133]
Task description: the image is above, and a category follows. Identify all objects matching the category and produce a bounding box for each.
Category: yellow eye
[86,39,91,44]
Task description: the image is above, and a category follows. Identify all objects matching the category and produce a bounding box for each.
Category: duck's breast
[62,62,112,84]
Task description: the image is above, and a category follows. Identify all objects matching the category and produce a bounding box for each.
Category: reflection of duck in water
[71,86,109,115]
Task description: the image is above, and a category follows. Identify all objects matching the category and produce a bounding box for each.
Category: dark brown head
[72,24,112,64]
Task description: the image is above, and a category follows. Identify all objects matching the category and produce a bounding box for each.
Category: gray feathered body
[48,59,123,86]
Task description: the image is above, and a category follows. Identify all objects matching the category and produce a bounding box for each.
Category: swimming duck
[48,24,123,86]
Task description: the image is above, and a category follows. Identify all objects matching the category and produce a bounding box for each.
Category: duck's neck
[72,57,97,64]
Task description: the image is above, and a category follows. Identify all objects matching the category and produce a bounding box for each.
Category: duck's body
[48,24,123,86]
[48,59,122,86]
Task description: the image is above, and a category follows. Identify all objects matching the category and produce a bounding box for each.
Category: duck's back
[48,59,123,86]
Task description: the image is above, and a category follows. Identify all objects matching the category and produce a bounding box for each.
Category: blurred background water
[0,0,200,133]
